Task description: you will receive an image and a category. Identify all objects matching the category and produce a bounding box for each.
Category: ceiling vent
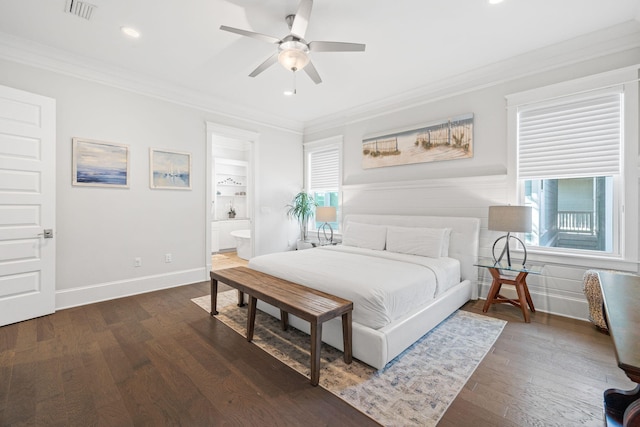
[65,0,97,20]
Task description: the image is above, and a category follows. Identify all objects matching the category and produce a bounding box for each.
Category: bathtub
[230,229,251,260]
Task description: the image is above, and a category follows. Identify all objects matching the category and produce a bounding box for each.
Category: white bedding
[247,245,460,330]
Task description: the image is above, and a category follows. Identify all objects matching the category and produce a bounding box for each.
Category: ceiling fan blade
[220,25,281,44]
[249,53,279,77]
[309,41,366,52]
[304,60,322,84]
[290,0,313,39]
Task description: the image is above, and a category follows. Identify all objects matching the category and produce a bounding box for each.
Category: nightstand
[476,262,541,322]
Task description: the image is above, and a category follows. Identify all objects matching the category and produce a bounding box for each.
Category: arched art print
[362,113,474,169]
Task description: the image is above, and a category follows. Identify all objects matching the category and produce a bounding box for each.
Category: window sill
[523,248,638,272]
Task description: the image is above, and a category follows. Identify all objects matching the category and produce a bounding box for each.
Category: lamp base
[317,223,334,245]
[492,232,528,267]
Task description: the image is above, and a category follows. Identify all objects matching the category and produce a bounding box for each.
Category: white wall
[304,48,640,320]
[254,126,306,252]
[0,58,302,309]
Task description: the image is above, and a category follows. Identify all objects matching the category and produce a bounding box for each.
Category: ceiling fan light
[120,26,140,38]
[278,48,309,71]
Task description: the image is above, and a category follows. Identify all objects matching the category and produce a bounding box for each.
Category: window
[304,137,342,232]
[516,89,622,255]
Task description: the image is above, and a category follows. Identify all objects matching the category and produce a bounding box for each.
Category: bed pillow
[341,222,387,250]
[440,228,452,257]
[386,226,450,258]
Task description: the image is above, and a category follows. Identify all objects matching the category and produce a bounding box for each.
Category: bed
[247,214,481,370]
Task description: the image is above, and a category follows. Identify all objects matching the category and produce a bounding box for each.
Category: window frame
[506,66,638,267]
[518,89,622,256]
[304,136,343,233]
[520,176,620,255]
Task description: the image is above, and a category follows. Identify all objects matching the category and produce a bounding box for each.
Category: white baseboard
[478,282,590,322]
[55,268,208,310]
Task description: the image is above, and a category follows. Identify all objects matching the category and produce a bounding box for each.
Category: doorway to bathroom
[205,123,257,273]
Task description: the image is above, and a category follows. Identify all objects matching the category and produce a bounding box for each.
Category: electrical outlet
[165,253,172,263]
[134,257,142,267]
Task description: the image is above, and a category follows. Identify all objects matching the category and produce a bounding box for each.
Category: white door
[0,85,56,326]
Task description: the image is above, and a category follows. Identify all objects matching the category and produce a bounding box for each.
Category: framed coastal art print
[72,138,129,188]
[149,148,192,190]
[362,113,474,169]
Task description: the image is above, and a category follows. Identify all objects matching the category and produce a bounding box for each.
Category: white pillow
[342,222,387,250]
[440,228,452,257]
[386,226,449,258]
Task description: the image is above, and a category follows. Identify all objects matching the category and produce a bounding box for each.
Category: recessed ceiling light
[283,89,296,96]
[489,0,504,4]
[121,26,140,38]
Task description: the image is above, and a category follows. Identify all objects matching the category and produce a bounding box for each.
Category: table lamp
[488,205,532,267]
[316,206,337,244]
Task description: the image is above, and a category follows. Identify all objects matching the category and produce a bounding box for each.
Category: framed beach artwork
[72,138,129,188]
[149,148,191,190]
[362,113,474,169]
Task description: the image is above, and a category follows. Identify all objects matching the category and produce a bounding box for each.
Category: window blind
[309,147,339,190]
[518,91,622,179]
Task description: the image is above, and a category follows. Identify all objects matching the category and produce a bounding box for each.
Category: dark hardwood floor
[0,279,378,426]
[0,255,633,426]
[442,301,634,427]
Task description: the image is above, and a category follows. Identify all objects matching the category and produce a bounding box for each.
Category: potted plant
[286,191,317,245]
[228,206,236,219]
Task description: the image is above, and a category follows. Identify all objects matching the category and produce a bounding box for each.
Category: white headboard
[343,214,481,284]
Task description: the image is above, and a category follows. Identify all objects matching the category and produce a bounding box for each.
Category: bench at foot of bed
[210,266,353,386]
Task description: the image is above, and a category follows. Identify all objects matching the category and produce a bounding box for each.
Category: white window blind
[518,91,622,179]
[309,147,339,190]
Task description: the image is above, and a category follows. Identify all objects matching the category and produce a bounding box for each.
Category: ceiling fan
[220,0,365,85]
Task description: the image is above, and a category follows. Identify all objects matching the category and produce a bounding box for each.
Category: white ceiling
[0,0,639,128]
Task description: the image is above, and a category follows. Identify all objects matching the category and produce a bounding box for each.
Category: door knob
[38,229,54,239]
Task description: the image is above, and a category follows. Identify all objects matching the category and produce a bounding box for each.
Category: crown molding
[0,32,304,135]
[1,20,638,138]
[304,20,640,135]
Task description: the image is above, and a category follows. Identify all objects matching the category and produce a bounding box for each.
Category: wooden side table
[477,262,540,323]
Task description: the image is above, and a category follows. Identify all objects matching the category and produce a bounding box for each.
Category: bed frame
[255,214,481,370]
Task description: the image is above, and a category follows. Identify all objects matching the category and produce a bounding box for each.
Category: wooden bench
[209,266,353,386]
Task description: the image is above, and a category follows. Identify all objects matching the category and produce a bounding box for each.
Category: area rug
[192,292,506,426]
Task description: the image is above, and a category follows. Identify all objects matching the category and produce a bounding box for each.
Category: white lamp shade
[278,48,310,71]
[488,205,532,233]
[316,206,337,222]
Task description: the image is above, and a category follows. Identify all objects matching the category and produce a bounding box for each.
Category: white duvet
[247,245,461,330]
